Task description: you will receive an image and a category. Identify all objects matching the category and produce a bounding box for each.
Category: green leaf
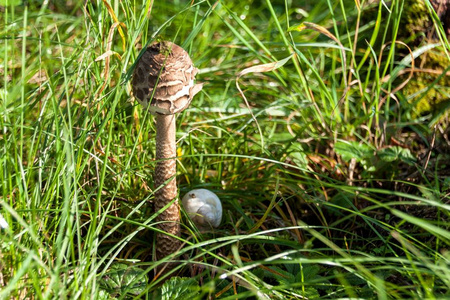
[334,141,373,163]
[99,263,148,297]
[328,192,354,216]
[263,266,295,285]
[262,266,320,298]
[294,264,321,282]
[97,289,112,300]
[287,143,308,168]
[443,177,450,190]
[161,277,201,300]
[377,146,416,164]
[290,151,308,168]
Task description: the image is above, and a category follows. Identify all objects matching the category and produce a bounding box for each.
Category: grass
[1,0,449,298]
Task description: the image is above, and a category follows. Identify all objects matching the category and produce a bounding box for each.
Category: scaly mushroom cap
[132,41,203,115]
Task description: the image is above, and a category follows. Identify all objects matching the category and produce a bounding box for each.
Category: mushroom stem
[155,114,181,261]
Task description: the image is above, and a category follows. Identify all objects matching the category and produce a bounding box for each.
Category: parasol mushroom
[132,41,203,267]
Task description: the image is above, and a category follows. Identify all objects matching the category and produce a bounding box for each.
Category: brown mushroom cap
[132,41,203,115]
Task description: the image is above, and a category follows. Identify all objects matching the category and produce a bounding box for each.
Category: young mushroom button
[182,189,222,229]
[132,41,203,266]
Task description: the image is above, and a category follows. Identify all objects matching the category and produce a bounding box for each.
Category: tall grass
[1,0,449,299]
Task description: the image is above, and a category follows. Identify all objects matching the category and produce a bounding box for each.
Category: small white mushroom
[182,189,222,228]
[0,213,8,229]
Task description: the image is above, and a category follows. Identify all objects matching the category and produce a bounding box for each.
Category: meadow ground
[0,0,449,299]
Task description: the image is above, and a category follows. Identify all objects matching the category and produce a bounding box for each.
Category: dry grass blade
[379,41,415,94]
[95,50,122,62]
[289,22,347,76]
[236,55,293,77]
[289,22,349,115]
[377,41,415,112]
[236,54,293,149]
[96,22,123,98]
[102,0,127,51]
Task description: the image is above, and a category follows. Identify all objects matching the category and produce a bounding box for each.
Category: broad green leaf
[328,192,354,216]
[294,264,321,282]
[291,151,308,168]
[99,263,147,297]
[286,141,308,168]
[334,141,373,163]
[161,277,200,300]
[262,265,295,285]
[377,146,416,164]
[97,289,112,300]
[262,266,320,298]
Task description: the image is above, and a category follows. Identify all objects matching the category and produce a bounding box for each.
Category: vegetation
[1,0,449,299]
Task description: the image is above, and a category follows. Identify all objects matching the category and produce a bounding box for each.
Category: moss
[401,0,430,40]
[396,0,450,116]
[401,49,450,116]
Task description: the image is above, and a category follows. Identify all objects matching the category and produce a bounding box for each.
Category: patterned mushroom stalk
[132,41,203,265]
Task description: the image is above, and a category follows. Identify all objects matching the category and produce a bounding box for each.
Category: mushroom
[0,213,8,229]
[182,189,222,229]
[132,41,203,263]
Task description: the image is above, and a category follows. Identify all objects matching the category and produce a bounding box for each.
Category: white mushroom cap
[182,189,222,228]
[0,213,8,229]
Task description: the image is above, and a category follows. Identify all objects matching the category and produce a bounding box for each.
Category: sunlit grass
[0,0,449,299]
